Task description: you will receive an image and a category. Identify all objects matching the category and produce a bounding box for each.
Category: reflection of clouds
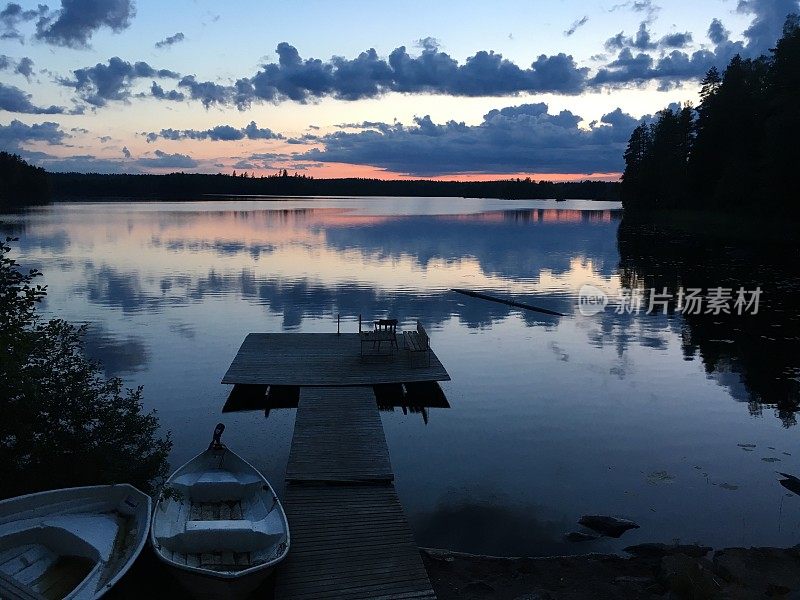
[322,210,622,281]
[82,324,149,376]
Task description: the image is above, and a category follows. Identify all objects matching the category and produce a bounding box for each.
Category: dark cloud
[155,31,184,48]
[593,20,745,87]
[62,57,180,107]
[604,22,691,51]
[737,0,800,54]
[150,81,186,102]
[135,149,197,168]
[150,81,185,101]
[163,42,588,109]
[0,55,35,79]
[176,75,233,107]
[15,56,33,78]
[0,2,47,41]
[707,18,730,45]
[301,103,641,176]
[596,0,797,87]
[564,16,588,37]
[144,121,282,143]
[0,119,68,151]
[0,82,64,113]
[35,0,135,48]
[121,145,130,158]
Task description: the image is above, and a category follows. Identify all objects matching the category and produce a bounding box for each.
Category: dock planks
[286,388,393,483]
[275,385,436,599]
[274,485,435,600]
[221,333,449,386]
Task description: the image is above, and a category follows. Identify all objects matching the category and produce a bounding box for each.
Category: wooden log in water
[451,288,566,317]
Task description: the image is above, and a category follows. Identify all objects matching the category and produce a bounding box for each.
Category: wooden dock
[222,333,450,386]
[286,388,393,483]
[274,386,436,600]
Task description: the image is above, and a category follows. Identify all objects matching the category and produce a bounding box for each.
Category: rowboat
[151,424,289,599]
[0,484,151,600]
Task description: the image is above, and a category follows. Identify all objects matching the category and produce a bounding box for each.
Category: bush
[0,237,171,499]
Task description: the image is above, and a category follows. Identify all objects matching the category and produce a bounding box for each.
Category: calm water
[3,197,799,556]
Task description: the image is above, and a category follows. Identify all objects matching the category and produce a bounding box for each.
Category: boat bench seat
[161,519,284,554]
[174,471,263,503]
[0,571,46,600]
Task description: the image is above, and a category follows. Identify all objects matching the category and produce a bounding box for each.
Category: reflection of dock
[222,333,441,599]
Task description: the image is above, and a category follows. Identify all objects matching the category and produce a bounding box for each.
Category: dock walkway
[274,387,436,600]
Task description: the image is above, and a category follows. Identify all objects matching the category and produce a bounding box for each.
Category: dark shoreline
[421,545,800,599]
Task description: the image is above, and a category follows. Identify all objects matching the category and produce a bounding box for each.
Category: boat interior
[152,449,288,574]
[0,487,148,600]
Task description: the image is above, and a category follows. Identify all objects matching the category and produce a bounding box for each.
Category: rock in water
[578,515,640,538]
[564,531,599,542]
[624,543,712,558]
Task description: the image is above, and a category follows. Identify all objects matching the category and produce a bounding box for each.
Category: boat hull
[151,444,289,600]
[0,484,151,600]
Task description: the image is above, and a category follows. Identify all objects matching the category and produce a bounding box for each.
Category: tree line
[621,15,800,213]
[0,152,51,206]
[45,172,619,202]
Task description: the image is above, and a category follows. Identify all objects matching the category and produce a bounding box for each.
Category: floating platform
[221,333,450,386]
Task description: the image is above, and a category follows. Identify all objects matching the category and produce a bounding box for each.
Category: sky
[1,0,798,180]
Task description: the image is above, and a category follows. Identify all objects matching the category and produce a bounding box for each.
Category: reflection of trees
[617,214,800,425]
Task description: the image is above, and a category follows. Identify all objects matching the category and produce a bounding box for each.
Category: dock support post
[358,314,361,333]
[337,313,340,335]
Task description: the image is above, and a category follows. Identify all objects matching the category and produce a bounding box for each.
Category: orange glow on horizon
[226,160,621,183]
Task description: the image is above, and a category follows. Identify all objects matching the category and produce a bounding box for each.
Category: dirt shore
[421,545,800,599]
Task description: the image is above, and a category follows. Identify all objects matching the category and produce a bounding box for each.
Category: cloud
[135,149,197,168]
[15,56,33,78]
[0,2,47,41]
[150,81,185,101]
[593,20,746,87]
[162,41,589,109]
[605,22,691,51]
[0,119,68,151]
[143,121,283,142]
[0,82,65,113]
[0,54,36,79]
[564,16,588,37]
[737,0,800,54]
[155,31,184,48]
[62,57,180,107]
[35,0,135,48]
[300,103,642,176]
[121,145,130,158]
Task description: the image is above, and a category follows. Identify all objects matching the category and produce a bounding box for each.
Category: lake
[2,197,799,557]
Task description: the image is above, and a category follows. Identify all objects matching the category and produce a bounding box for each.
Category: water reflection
[617,214,800,425]
[3,198,799,554]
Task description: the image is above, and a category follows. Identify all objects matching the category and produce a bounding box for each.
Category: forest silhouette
[621,15,800,213]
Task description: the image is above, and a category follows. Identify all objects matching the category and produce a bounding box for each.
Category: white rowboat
[0,484,151,600]
[151,424,289,599]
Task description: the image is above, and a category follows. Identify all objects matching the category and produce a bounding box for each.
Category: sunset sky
[1,0,797,180]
